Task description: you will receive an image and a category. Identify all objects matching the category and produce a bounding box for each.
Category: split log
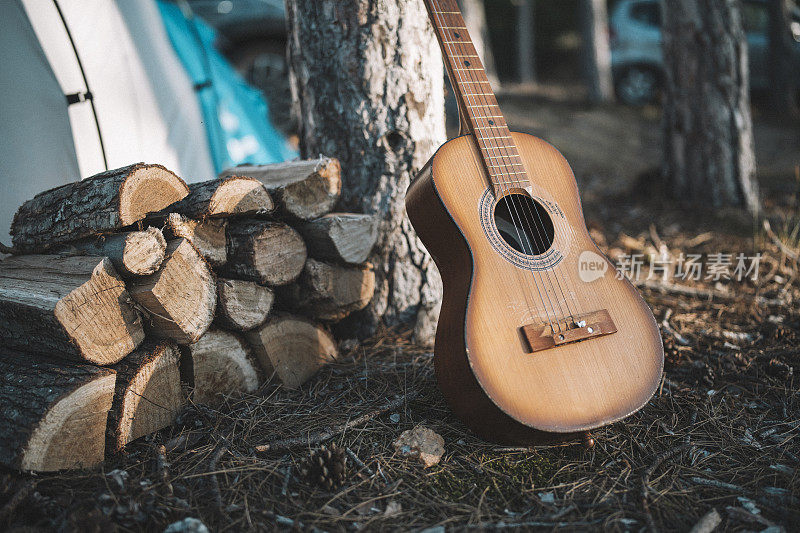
[215,278,274,332]
[0,349,116,472]
[224,221,307,286]
[53,228,167,277]
[278,259,375,321]
[107,342,184,452]
[186,329,261,405]
[299,213,378,264]
[0,255,144,365]
[162,176,274,219]
[11,163,189,252]
[164,213,227,268]
[128,239,216,344]
[220,157,341,220]
[245,315,338,389]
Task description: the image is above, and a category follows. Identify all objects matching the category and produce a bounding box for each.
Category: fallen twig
[637,280,786,307]
[642,445,691,533]
[209,445,228,517]
[255,392,419,454]
[154,443,173,496]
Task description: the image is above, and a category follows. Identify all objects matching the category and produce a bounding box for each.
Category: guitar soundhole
[493,194,555,256]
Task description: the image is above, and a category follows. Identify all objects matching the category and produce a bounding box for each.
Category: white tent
[0,0,216,242]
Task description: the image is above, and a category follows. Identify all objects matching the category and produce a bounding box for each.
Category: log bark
[662,0,759,213]
[220,158,341,220]
[162,176,274,219]
[215,278,274,332]
[245,315,338,389]
[107,341,184,453]
[298,213,379,265]
[11,163,189,252]
[277,259,375,321]
[224,221,307,286]
[286,0,446,344]
[128,239,217,344]
[0,349,116,472]
[186,329,261,405]
[53,228,167,278]
[0,255,144,365]
[164,213,227,268]
[580,0,614,102]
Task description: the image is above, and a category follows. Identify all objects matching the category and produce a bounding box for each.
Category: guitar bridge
[521,309,617,353]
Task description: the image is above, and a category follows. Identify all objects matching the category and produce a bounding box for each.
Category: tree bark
[11,163,189,253]
[298,213,379,265]
[107,341,184,453]
[662,0,759,213]
[580,0,614,102]
[768,0,800,118]
[286,0,447,344]
[277,259,376,321]
[0,349,116,472]
[0,255,144,365]
[220,158,341,220]
[460,0,500,88]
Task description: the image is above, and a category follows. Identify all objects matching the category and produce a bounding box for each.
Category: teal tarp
[157,0,296,172]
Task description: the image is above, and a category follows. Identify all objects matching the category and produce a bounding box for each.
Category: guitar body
[406,132,663,443]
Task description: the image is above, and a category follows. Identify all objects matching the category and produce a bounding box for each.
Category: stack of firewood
[0,158,378,473]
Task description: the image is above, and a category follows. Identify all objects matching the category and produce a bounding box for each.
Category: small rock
[384,500,402,516]
[393,426,444,468]
[538,491,555,504]
[164,518,209,533]
[106,469,129,491]
[389,413,400,423]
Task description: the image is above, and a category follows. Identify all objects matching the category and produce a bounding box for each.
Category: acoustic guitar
[406,0,664,443]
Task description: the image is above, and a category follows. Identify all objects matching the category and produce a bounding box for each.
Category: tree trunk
[580,0,614,102]
[768,0,800,118]
[286,0,447,344]
[460,0,500,88]
[517,0,536,84]
[662,0,759,213]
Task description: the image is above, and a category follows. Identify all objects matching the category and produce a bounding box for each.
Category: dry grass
[2,192,799,532]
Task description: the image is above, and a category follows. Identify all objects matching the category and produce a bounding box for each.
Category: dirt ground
[1,92,799,532]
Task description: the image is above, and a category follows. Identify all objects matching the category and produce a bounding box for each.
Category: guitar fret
[492,180,529,185]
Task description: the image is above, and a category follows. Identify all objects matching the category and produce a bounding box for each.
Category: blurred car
[610,0,800,105]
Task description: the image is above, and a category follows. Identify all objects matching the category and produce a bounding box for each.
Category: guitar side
[406,132,664,441]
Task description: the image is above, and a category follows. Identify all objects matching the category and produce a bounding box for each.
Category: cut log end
[108,342,184,452]
[165,213,227,268]
[225,221,307,286]
[121,227,168,276]
[188,329,261,405]
[215,278,274,332]
[0,351,116,472]
[210,177,274,217]
[119,164,190,225]
[245,315,338,389]
[0,255,145,365]
[129,239,216,344]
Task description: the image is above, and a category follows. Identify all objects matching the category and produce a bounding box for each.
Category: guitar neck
[424,0,527,193]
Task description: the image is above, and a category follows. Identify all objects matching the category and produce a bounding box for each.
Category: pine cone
[299,444,347,490]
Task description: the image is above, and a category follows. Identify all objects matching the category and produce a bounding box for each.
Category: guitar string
[433,1,580,330]
[439,0,584,326]
[430,2,560,333]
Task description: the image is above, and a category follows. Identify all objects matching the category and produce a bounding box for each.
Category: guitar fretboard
[425,0,529,193]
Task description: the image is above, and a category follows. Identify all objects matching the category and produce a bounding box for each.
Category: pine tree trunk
[662,0,759,213]
[768,0,800,118]
[286,0,447,344]
[580,0,613,102]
